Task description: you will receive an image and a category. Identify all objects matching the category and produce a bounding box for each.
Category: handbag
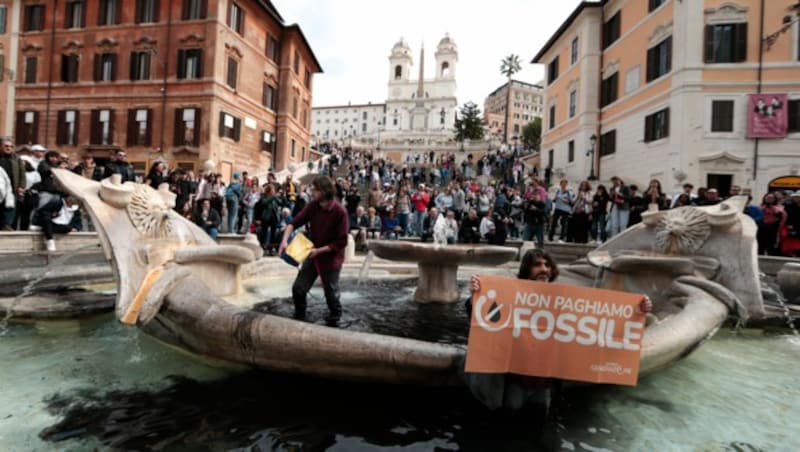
[280,232,314,267]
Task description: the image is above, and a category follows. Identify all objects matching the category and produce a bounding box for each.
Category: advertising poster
[747,93,789,138]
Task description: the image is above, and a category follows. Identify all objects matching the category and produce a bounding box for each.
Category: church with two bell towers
[384,35,459,134]
[310,34,462,156]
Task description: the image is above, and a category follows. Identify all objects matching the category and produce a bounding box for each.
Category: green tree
[521,117,542,151]
[499,54,522,143]
[454,102,485,141]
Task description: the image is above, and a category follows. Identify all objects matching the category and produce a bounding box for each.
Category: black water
[4,278,796,450]
[253,278,471,345]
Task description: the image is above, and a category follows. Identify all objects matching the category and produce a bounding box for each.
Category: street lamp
[586,134,597,181]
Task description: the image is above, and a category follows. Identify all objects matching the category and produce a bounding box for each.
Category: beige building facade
[533,0,800,199]
[483,79,544,144]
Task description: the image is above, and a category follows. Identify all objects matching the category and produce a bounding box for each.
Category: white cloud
[273,0,584,110]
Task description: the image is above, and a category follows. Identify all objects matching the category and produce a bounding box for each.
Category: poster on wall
[747,93,789,139]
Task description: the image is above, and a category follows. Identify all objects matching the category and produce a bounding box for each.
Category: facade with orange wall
[533,0,800,199]
[12,0,321,182]
[0,0,19,138]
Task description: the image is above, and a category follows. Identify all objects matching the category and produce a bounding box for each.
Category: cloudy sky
[272,0,584,108]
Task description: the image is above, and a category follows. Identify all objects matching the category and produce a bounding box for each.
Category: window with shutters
[787,100,800,133]
[219,112,241,141]
[649,0,667,12]
[177,49,202,79]
[260,130,275,152]
[24,5,45,32]
[25,57,37,84]
[174,108,201,146]
[16,111,39,145]
[644,108,670,142]
[181,0,206,20]
[266,34,280,62]
[0,54,4,82]
[61,54,80,83]
[127,109,151,146]
[547,57,559,84]
[549,104,556,130]
[710,100,735,133]
[294,50,300,74]
[136,0,158,24]
[646,36,672,82]
[130,51,151,81]
[228,2,244,35]
[226,57,238,89]
[600,130,617,156]
[57,110,79,146]
[0,7,6,34]
[98,0,120,26]
[291,139,296,158]
[94,53,117,82]
[91,109,114,145]
[568,140,575,163]
[601,72,618,107]
[570,37,578,65]
[568,90,577,118]
[304,68,311,88]
[292,96,298,119]
[262,83,277,110]
[705,23,747,63]
[603,12,621,49]
[65,1,85,29]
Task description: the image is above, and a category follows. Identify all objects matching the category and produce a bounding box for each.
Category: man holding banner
[466,249,651,410]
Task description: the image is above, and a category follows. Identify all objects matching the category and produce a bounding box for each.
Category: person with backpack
[548,179,574,243]
[254,184,283,254]
[225,172,243,234]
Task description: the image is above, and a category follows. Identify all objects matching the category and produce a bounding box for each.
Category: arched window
[394,65,402,80]
[441,61,450,77]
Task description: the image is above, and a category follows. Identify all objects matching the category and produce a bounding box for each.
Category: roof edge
[531,1,602,64]
[285,24,324,73]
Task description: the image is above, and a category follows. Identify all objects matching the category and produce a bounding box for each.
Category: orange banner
[465,275,646,386]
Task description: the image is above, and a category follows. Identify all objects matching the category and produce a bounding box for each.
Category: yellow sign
[769,176,800,190]
[281,232,313,267]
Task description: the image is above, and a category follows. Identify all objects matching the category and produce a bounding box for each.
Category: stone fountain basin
[368,241,518,266]
[368,241,518,304]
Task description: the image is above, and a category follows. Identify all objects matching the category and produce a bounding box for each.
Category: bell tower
[435,33,458,80]
[389,37,413,84]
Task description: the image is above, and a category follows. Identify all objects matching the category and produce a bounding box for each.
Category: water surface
[1,290,799,451]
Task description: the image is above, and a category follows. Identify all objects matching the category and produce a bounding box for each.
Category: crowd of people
[1,138,798,258]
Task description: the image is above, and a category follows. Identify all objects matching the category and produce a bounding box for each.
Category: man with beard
[278,176,349,324]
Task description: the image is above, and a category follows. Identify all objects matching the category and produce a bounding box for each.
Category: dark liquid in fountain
[253,277,472,345]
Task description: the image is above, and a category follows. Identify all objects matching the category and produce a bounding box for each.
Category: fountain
[1,169,799,448]
[42,166,798,395]
[367,241,516,303]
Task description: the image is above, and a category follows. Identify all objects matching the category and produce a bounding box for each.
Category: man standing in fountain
[279,176,349,324]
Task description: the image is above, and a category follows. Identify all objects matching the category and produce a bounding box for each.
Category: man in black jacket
[1,139,27,230]
[419,207,438,242]
[193,199,221,240]
[459,208,481,244]
[103,150,135,182]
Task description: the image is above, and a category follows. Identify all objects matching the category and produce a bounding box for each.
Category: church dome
[437,33,457,52]
[392,38,411,54]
